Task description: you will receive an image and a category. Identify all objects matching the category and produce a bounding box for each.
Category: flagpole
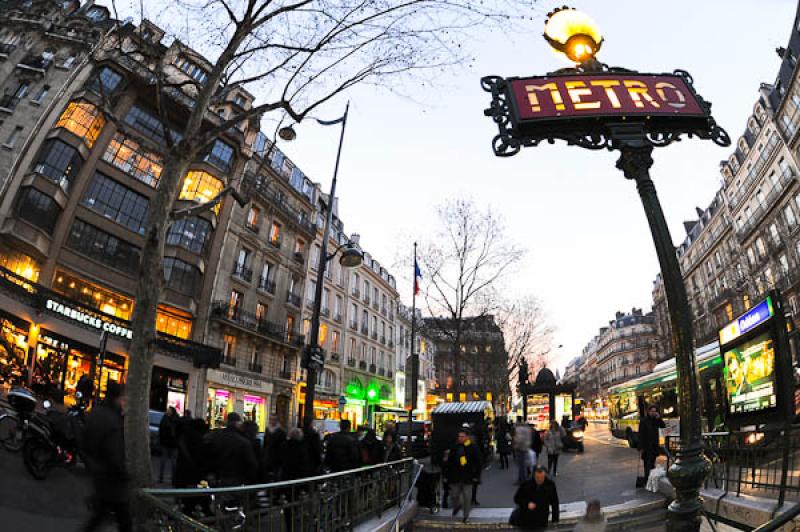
[407,242,419,452]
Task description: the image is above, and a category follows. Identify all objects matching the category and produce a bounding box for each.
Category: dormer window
[737,137,749,155]
[86,7,108,22]
[234,94,246,107]
[175,55,208,84]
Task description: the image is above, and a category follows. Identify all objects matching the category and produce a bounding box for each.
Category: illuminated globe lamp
[543,6,603,69]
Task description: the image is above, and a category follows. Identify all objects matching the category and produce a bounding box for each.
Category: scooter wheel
[23,437,53,480]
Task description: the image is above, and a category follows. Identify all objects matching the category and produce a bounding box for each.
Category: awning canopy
[431,401,492,415]
[374,405,408,413]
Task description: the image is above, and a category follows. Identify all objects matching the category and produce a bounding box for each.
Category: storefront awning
[374,405,408,413]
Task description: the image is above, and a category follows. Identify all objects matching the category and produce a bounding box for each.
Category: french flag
[414,259,422,295]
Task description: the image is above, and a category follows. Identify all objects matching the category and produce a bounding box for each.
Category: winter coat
[202,427,259,486]
[174,418,208,488]
[324,431,361,472]
[531,430,543,455]
[512,477,560,530]
[280,438,314,481]
[81,401,129,503]
[159,413,178,448]
[445,440,481,484]
[543,427,566,455]
[261,426,287,479]
[513,425,532,452]
[638,415,666,456]
[360,433,384,466]
[497,429,511,455]
[384,442,402,462]
[303,427,322,475]
[574,515,608,532]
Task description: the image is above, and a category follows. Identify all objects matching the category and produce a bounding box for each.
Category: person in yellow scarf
[445,429,481,523]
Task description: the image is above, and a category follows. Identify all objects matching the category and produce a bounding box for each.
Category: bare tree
[495,295,553,393]
[84,0,541,513]
[420,198,524,396]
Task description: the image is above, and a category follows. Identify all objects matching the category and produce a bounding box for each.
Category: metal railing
[138,458,417,531]
[666,425,800,507]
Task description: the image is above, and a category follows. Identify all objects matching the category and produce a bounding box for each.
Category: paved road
[469,422,664,508]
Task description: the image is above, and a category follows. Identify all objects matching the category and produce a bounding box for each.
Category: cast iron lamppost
[481,7,731,531]
[279,103,364,430]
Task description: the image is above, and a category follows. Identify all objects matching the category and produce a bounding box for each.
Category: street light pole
[615,136,708,531]
[302,102,350,430]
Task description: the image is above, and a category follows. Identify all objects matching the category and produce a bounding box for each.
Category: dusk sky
[118,0,796,371]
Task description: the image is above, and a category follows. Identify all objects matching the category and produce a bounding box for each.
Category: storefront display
[0,312,31,389]
[243,394,266,430]
[151,366,189,414]
[206,368,273,431]
[527,393,550,430]
[207,388,232,429]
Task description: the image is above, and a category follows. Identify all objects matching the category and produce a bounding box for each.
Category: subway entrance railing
[138,457,418,531]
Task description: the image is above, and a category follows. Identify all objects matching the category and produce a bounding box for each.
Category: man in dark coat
[280,428,314,480]
[261,414,287,481]
[324,419,360,472]
[445,429,481,523]
[511,465,560,530]
[158,406,179,483]
[638,405,666,482]
[82,381,130,532]
[202,412,258,486]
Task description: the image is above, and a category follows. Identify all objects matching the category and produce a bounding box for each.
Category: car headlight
[572,431,584,439]
[745,432,764,445]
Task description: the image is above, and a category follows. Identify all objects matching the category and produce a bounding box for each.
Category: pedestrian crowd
[78,383,408,532]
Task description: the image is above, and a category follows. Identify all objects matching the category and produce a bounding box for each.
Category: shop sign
[207,368,273,394]
[46,299,132,340]
[719,296,775,345]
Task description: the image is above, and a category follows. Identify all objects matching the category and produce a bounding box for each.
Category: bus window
[661,388,678,418]
[703,374,725,431]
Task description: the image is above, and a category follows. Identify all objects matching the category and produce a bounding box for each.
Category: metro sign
[482,70,726,155]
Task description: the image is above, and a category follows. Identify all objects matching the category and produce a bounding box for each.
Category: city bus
[607,341,727,447]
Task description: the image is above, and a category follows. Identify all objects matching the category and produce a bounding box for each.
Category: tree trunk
[125,156,190,529]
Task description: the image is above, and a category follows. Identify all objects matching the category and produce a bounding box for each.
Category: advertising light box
[723,332,777,415]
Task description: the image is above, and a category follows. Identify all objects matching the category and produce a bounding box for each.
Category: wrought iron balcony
[381,306,388,316]
[350,320,358,330]
[321,306,330,317]
[369,363,377,373]
[735,167,796,242]
[330,352,340,361]
[372,301,380,311]
[359,360,367,370]
[361,325,369,334]
[0,94,21,110]
[334,313,343,323]
[707,287,737,311]
[211,301,301,345]
[389,339,395,348]
[388,370,393,378]
[17,54,53,72]
[371,332,378,340]
[248,362,263,373]
[269,238,281,249]
[378,367,385,376]
[380,335,386,344]
[347,358,356,367]
[245,221,260,234]
[279,369,293,380]
[232,263,253,282]
[294,251,305,263]
[287,292,302,307]
[363,294,370,304]
[222,355,236,366]
[245,174,317,236]
[258,278,276,294]
[352,288,360,298]
[0,43,17,56]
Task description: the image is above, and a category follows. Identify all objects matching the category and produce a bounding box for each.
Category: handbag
[635,455,646,488]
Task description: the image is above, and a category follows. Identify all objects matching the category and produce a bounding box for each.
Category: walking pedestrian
[81,381,131,532]
[360,427,383,465]
[512,419,532,484]
[510,465,560,530]
[497,421,511,470]
[202,412,258,486]
[638,405,665,482]
[383,431,402,462]
[174,418,210,515]
[324,419,360,472]
[261,414,286,481]
[280,428,314,480]
[303,426,323,475]
[445,429,481,523]
[241,420,262,472]
[467,430,483,507]
[158,406,179,483]
[574,499,607,532]
[543,421,566,477]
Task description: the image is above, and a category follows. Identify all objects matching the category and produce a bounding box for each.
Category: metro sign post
[482,8,731,532]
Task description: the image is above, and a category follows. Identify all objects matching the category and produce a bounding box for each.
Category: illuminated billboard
[723,332,777,415]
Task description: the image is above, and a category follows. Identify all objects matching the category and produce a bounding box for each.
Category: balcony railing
[381,306,388,316]
[245,221,260,234]
[269,238,281,249]
[293,251,305,263]
[17,54,53,72]
[378,368,385,376]
[279,369,293,380]
[232,263,253,282]
[363,295,370,305]
[352,288,360,298]
[380,335,386,344]
[248,362,263,373]
[359,360,367,370]
[0,94,21,110]
[334,313,343,323]
[287,292,302,307]
[707,287,737,311]
[330,352,340,362]
[321,307,330,317]
[347,358,356,367]
[258,278,276,294]
[369,363,377,373]
[361,325,369,335]
[388,370,393,378]
[222,355,236,366]
[0,43,17,56]
[246,174,317,236]
[389,340,395,348]
[211,301,304,346]
[371,332,378,340]
[735,167,796,241]
[350,320,358,330]
[728,132,781,210]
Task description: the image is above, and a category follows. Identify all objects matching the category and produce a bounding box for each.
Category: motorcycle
[0,387,38,452]
[22,394,85,480]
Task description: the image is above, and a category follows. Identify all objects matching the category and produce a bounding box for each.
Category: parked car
[562,420,585,453]
[149,410,164,454]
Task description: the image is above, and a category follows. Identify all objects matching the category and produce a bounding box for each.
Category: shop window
[203,139,234,173]
[52,271,133,320]
[156,307,192,339]
[15,187,61,234]
[180,170,223,214]
[0,251,40,282]
[65,219,141,275]
[163,257,200,296]
[207,387,232,429]
[243,394,265,431]
[33,138,82,192]
[150,366,189,414]
[103,133,162,187]
[87,66,123,96]
[82,172,150,234]
[124,105,182,146]
[55,101,106,147]
[166,216,212,255]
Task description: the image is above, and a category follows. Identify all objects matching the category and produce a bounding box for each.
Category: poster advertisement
[527,393,550,430]
[723,332,777,415]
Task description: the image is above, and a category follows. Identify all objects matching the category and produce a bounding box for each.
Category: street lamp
[279,103,364,430]
[482,7,731,531]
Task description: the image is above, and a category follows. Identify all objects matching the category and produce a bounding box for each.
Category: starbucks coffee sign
[46,299,133,340]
